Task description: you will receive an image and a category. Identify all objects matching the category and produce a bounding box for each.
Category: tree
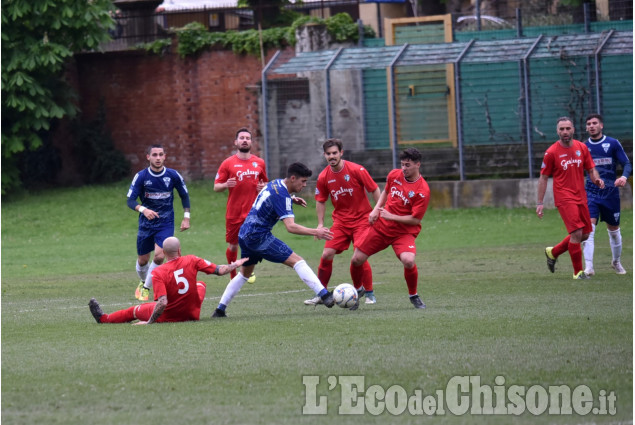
[1,0,114,194]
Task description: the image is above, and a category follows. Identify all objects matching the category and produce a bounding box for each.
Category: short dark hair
[322,138,343,152]
[235,127,251,139]
[146,144,164,155]
[585,113,603,123]
[399,147,422,163]
[287,162,313,178]
[556,116,573,126]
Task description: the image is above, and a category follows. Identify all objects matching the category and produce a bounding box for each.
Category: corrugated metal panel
[599,55,633,140]
[395,64,449,141]
[363,69,390,149]
[459,62,522,145]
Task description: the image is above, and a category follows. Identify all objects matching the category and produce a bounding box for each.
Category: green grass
[2,180,632,425]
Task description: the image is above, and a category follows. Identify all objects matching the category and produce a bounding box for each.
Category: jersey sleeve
[126,172,143,210]
[411,187,430,220]
[614,141,632,179]
[357,166,379,193]
[540,151,554,176]
[582,144,596,171]
[258,158,269,183]
[314,171,329,203]
[195,257,218,275]
[173,170,191,209]
[214,160,230,184]
[151,268,168,300]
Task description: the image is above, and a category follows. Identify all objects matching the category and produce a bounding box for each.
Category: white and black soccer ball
[333,283,358,309]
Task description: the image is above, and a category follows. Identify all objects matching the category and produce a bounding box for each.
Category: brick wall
[68,46,274,182]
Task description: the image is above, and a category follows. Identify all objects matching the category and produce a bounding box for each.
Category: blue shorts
[587,196,621,226]
[137,226,174,256]
[239,233,293,266]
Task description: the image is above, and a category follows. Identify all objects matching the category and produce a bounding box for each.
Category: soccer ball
[333,283,358,308]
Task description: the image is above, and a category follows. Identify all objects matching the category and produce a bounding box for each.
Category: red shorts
[357,225,417,259]
[557,203,592,235]
[225,217,244,245]
[324,220,371,253]
[134,282,207,322]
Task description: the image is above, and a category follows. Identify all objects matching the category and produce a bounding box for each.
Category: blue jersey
[239,179,294,240]
[127,167,190,230]
[585,135,632,199]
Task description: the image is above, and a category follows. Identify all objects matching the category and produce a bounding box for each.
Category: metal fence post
[324,47,343,139]
[389,44,409,170]
[454,40,475,181]
[522,35,543,178]
[594,30,615,115]
[261,50,281,176]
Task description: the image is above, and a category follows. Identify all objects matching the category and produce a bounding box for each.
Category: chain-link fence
[262,8,632,181]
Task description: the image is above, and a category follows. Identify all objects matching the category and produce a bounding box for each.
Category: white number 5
[173,268,189,294]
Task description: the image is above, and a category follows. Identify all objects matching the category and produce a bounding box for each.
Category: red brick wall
[70,46,276,182]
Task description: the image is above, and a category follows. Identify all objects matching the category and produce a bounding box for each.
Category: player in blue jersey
[211,162,336,317]
[127,145,191,300]
[582,114,632,276]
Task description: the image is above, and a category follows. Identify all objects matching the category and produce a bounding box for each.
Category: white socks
[144,261,161,289]
[136,260,149,282]
[608,229,622,262]
[583,223,596,270]
[293,260,324,295]
[219,273,249,307]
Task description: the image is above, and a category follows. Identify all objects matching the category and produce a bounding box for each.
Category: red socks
[568,241,583,275]
[226,247,238,279]
[404,265,418,296]
[318,258,333,288]
[552,235,571,258]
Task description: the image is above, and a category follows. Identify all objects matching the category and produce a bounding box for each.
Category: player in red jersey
[304,139,380,308]
[88,237,247,324]
[536,116,604,279]
[349,148,430,309]
[214,128,267,279]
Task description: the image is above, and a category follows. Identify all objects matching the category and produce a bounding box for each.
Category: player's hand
[594,178,605,189]
[142,208,159,220]
[226,177,237,188]
[536,204,544,219]
[180,218,190,232]
[368,209,379,224]
[133,321,149,326]
[378,208,394,220]
[615,176,627,187]
[316,226,333,241]
[232,258,249,269]
[292,196,307,208]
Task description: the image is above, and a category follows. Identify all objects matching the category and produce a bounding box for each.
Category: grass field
[1,180,632,425]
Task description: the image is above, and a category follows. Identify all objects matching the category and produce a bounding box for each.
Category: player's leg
[135,230,155,300]
[89,299,155,324]
[213,264,253,318]
[582,199,600,275]
[352,224,374,301]
[604,197,626,274]
[394,236,425,309]
[226,219,240,279]
[284,251,334,308]
[304,247,337,306]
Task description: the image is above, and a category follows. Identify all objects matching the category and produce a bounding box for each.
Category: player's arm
[377,209,422,226]
[281,217,333,240]
[615,143,632,187]
[536,174,549,218]
[316,200,327,227]
[369,188,388,224]
[134,295,167,325]
[369,187,381,205]
[173,172,191,231]
[126,175,159,219]
[214,258,250,275]
[586,167,605,189]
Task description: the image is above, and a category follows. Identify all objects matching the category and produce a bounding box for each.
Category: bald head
[162,237,181,259]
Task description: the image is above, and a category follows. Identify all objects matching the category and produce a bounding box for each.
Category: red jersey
[215,154,267,221]
[540,140,595,207]
[375,168,430,237]
[315,160,378,224]
[151,255,218,322]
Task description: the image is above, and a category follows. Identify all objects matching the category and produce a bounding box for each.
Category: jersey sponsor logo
[394,179,403,186]
[237,169,260,181]
[561,158,582,170]
[344,174,350,182]
[145,191,171,199]
[602,143,610,153]
[559,154,568,158]
[163,177,171,187]
[390,186,410,205]
[145,180,153,186]
[328,179,336,183]
[234,164,244,168]
[331,186,354,200]
[594,157,612,166]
